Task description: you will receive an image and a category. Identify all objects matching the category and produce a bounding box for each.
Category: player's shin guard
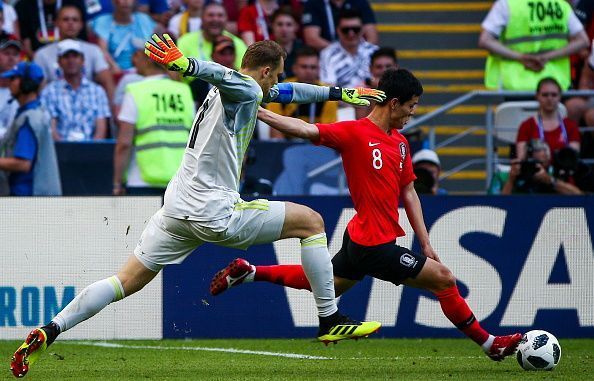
[52,276,125,332]
[435,285,490,346]
[255,265,312,290]
[300,233,337,317]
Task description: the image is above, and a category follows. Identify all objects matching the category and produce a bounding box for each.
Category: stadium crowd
[0,0,593,196]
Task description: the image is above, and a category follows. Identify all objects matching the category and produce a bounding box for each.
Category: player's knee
[434,265,456,291]
[304,208,325,235]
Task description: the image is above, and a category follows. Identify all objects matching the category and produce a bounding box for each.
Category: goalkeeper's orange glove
[144,33,190,73]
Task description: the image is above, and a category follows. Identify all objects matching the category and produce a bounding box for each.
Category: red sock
[435,285,490,345]
[254,265,312,291]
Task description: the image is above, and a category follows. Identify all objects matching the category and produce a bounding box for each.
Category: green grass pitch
[1,338,592,380]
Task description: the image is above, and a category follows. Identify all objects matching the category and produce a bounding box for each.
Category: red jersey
[516,116,580,154]
[237,5,271,42]
[315,118,416,246]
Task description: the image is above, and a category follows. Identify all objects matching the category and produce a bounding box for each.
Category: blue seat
[273,145,345,195]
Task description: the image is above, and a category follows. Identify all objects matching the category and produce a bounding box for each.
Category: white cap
[412,149,440,167]
[57,39,84,57]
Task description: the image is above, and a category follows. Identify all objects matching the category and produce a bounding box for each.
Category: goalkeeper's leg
[11,255,158,378]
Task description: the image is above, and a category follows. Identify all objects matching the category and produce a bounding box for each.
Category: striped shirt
[320,40,378,88]
[41,77,111,141]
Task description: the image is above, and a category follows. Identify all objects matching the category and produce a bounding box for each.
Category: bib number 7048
[372,148,383,169]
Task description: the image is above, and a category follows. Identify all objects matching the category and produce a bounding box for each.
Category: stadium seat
[493,101,567,144]
[273,145,346,195]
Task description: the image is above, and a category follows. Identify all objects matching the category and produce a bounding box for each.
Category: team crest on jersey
[399,142,406,170]
[399,142,407,159]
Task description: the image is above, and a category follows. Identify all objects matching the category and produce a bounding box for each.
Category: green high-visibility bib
[127,78,194,186]
[485,0,571,90]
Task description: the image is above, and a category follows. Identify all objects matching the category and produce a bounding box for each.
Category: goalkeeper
[10,35,385,378]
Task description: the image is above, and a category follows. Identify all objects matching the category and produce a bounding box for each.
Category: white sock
[481,335,496,352]
[53,276,125,332]
[300,233,337,317]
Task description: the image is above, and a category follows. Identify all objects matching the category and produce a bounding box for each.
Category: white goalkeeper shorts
[134,199,285,272]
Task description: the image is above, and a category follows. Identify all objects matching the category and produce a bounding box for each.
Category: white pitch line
[67,341,332,360]
[345,355,485,360]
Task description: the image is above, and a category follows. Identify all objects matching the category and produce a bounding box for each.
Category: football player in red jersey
[211,68,522,360]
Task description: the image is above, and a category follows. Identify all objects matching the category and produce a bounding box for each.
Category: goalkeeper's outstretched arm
[268,82,386,107]
[144,34,387,106]
[144,33,259,101]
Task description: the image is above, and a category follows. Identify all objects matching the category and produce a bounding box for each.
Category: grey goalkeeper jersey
[163,59,331,223]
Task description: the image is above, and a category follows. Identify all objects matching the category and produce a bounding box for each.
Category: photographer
[502,139,582,195]
[553,146,594,193]
[412,149,447,195]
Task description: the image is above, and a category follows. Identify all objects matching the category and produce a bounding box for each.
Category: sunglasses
[340,26,362,34]
[539,92,560,98]
[297,64,318,70]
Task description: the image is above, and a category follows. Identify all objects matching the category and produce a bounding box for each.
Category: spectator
[85,0,120,20]
[516,77,580,160]
[271,7,302,78]
[219,0,248,35]
[320,10,377,89]
[412,149,447,195]
[113,48,194,195]
[567,0,594,92]
[265,46,337,139]
[113,48,146,119]
[176,2,246,71]
[571,46,594,157]
[498,139,582,195]
[355,46,398,119]
[34,5,114,103]
[1,1,19,37]
[302,0,377,51]
[365,47,398,89]
[16,0,86,57]
[565,39,594,125]
[167,0,203,38]
[479,0,589,91]
[86,0,170,21]
[91,0,156,74]
[0,32,20,139]
[137,0,171,25]
[211,34,236,69]
[190,34,237,105]
[40,39,111,141]
[237,0,278,46]
[0,62,62,196]
[575,0,594,28]
[320,9,377,120]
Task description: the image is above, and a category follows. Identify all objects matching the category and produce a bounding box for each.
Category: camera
[514,157,549,194]
[519,158,540,179]
[553,147,578,182]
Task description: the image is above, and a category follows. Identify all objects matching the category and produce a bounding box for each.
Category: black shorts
[331,229,427,285]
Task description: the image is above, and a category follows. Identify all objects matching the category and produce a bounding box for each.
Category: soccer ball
[516,330,561,371]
